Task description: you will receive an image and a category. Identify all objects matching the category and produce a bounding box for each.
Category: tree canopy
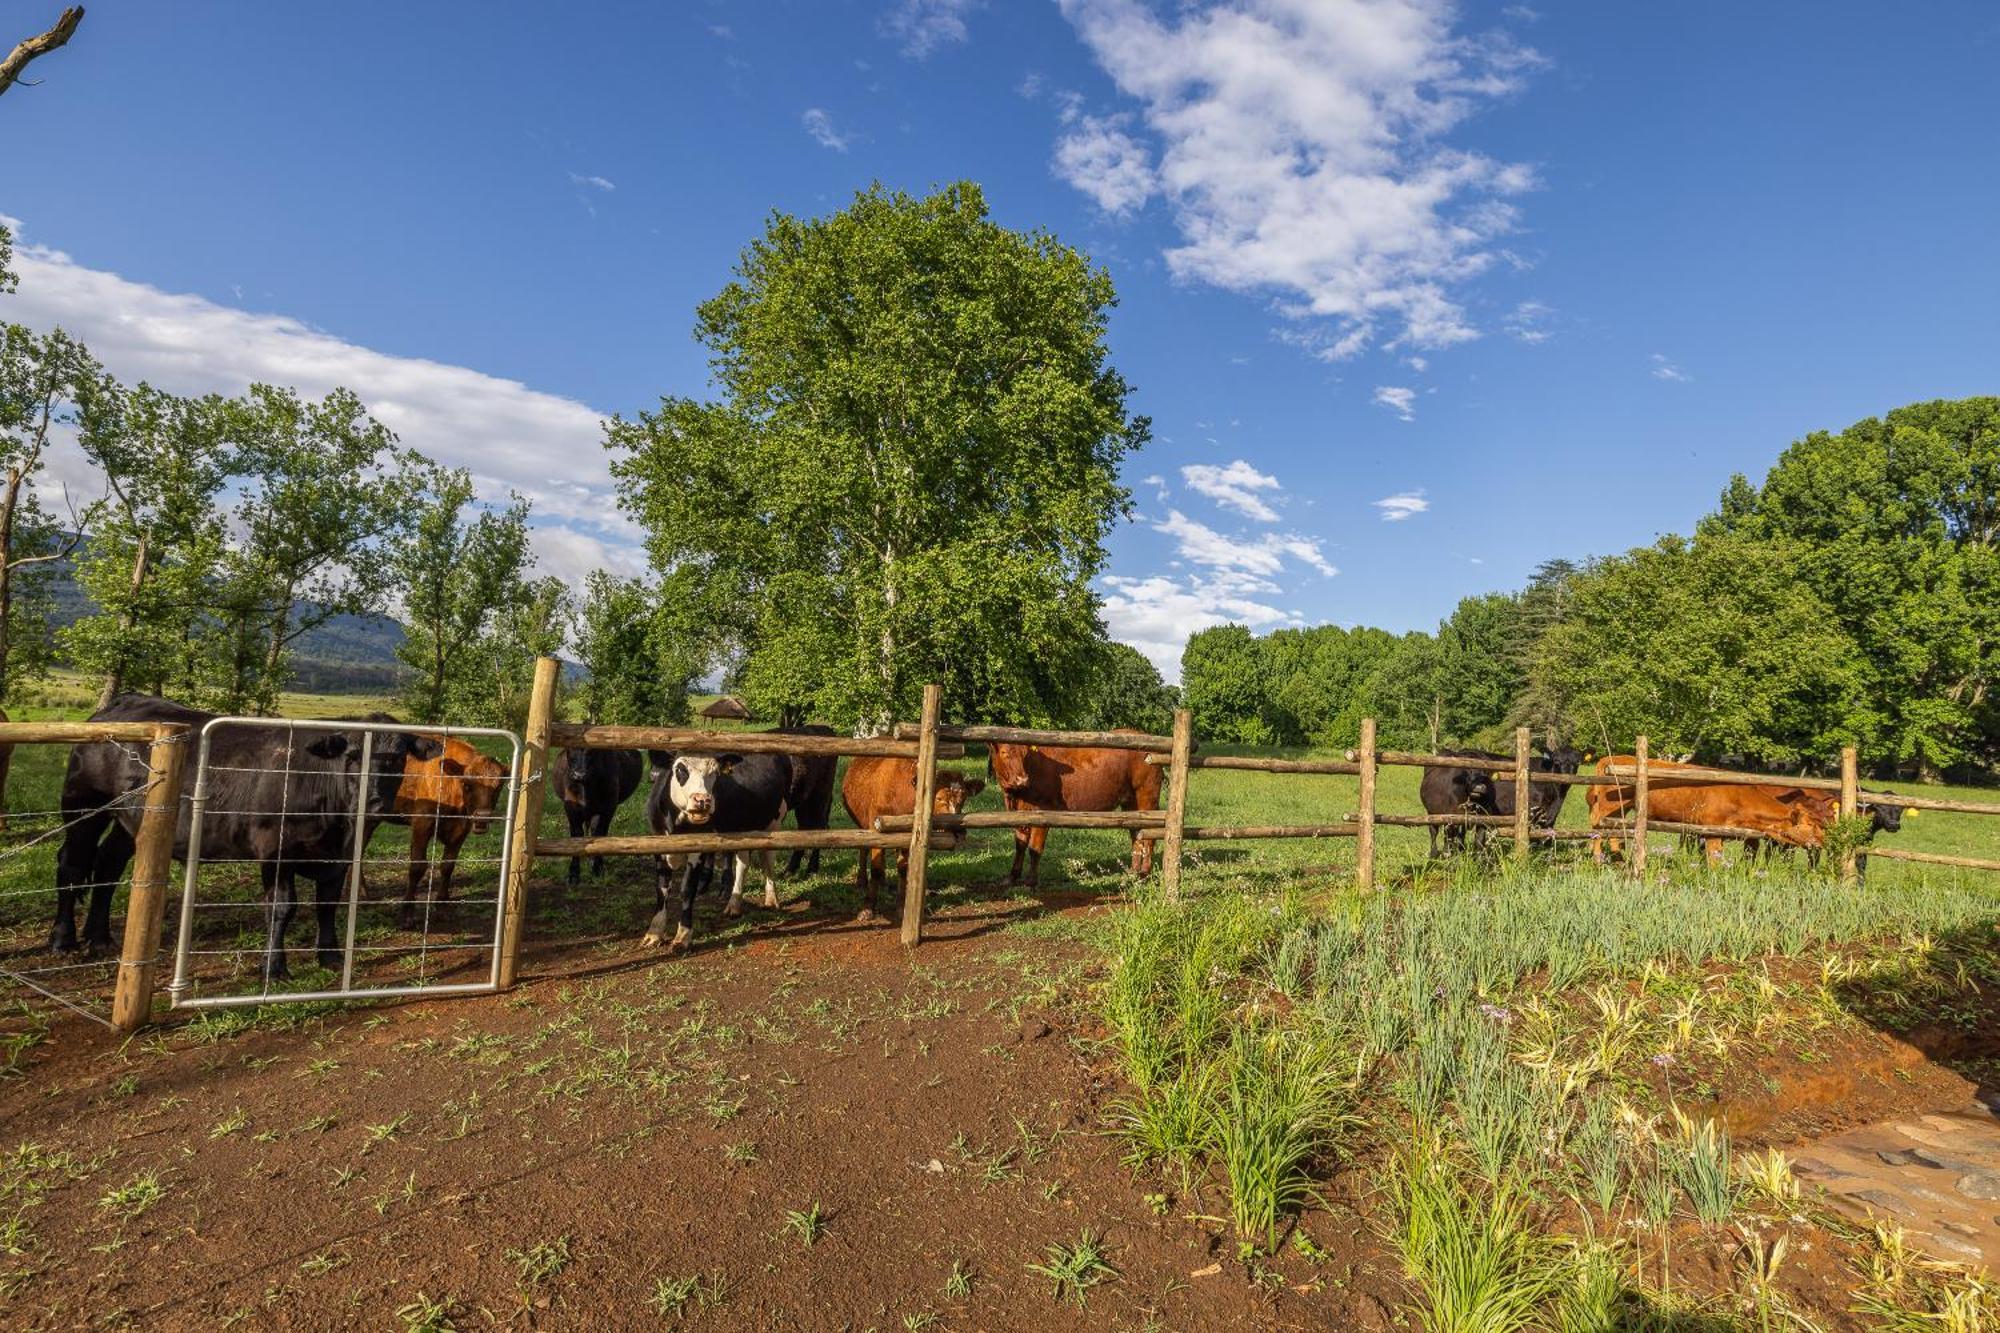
[610,181,1148,729]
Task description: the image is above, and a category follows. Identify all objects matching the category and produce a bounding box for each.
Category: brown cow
[839,757,984,922]
[988,736,1162,887]
[392,737,509,927]
[1586,756,1820,864]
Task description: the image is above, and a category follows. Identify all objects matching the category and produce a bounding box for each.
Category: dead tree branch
[0,7,84,99]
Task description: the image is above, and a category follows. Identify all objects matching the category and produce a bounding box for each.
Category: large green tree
[389,467,532,723]
[1527,534,1864,764]
[1085,641,1177,734]
[1180,624,1273,746]
[609,182,1148,729]
[61,384,234,707]
[1704,397,2000,775]
[571,571,697,726]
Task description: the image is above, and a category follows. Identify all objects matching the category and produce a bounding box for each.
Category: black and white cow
[639,751,792,953]
[54,695,440,979]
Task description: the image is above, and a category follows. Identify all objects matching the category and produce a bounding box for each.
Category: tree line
[1182,396,2000,780]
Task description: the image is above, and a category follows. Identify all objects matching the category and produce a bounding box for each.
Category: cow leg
[758,844,780,910]
[52,810,113,954]
[591,808,612,878]
[81,822,136,955]
[855,846,876,921]
[1025,827,1047,888]
[263,863,295,982]
[665,856,713,954]
[435,823,465,904]
[401,820,431,930]
[642,854,684,948]
[565,807,585,886]
[723,854,746,919]
[313,866,344,973]
[1703,837,1724,865]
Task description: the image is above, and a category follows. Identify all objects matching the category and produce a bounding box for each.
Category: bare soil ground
[2,879,1409,1332]
[7,867,2000,1331]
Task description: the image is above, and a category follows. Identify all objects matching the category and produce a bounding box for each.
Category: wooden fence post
[110,724,189,1033]
[1839,745,1859,885]
[1630,735,1650,880]
[899,683,943,947]
[1356,717,1377,892]
[1512,726,1532,862]
[499,655,560,988]
[1159,708,1193,900]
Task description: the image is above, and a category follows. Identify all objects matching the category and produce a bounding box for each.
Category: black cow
[771,725,837,874]
[640,751,791,954]
[553,746,644,885]
[1419,751,1496,857]
[1421,745,1584,856]
[54,695,440,979]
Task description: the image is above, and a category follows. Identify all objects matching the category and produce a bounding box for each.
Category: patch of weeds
[363,1112,411,1152]
[942,1259,974,1299]
[1026,1230,1117,1309]
[507,1235,571,1287]
[96,1170,166,1220]
[780,1201,827,1248]
[648,1270,728,1318]
[1390,1136,1566,1333]
[395,1291,459,1332]
[299,1249,348,1278]
[208,1107,249,1139]
[723,1142,759,1166]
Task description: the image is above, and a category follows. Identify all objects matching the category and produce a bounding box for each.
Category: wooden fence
[0,718,188,1033]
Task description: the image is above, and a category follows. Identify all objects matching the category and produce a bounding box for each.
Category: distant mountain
[40,551,410,695]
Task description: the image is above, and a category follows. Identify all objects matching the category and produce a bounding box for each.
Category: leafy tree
[0,321,109,704]
[462,575,572,733]
[61,385,234,707]
[217,385,423,712]
[1084,641,1177,734]
[1703,397,2000,775]
[1180,624,1273,746]
[1527,535,1864,764]
[1354,632,1445,751]
[571,571,696,726]
[1434,592,1529,746]
[391,467,532,723]
[609,182,1148,729]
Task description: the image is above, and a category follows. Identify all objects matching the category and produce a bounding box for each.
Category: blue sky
[5,1,1997,677]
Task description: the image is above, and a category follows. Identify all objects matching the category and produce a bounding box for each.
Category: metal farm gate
[166,716,524,1013]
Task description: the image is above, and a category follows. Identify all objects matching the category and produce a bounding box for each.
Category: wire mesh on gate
[164,716,523,1012]
[0,733,166,1033]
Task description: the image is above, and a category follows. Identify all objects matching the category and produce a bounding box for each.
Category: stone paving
[1794,1106,2000,1268]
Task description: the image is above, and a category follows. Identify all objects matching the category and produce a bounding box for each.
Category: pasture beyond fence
[15,653,2000,1035]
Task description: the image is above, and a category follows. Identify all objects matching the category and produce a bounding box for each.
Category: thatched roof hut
[699,695,752,721]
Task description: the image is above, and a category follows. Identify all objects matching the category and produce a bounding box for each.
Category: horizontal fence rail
[872,810,1166,833]
[550,722,966,761]
[537,829,960,857]
[890,722,1175,754]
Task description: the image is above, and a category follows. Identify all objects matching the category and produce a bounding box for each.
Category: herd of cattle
[1419,745,1906,867]
[39,695,1908,980]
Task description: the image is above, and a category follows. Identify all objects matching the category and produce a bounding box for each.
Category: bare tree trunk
[0,7,83,99]
[97,532,149,709]
[0,465,20,708]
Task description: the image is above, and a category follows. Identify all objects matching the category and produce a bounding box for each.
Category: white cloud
[1052,113,1156,216]
[801,108,851,152]
[1156,509,1337,578]
[1650,353,1690,382]
[1179,458,1280,521]
[1100,571,1295,680]
[568,172,616,192]
[1055,0,1544,360]
[1373,490,1429,521]
[3,223,635,589]
[1373,385,1417,421]
[1503,298,1552,343]
[880,0,979,58]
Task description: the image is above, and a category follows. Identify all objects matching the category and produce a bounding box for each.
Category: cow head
[669,754,742,825]
[935,774,985,816]
[988,744,1030,795]
[464,754,508,833]
[1542,746,1584,775]
[1864,796,1904,835]
[556,746,595,802]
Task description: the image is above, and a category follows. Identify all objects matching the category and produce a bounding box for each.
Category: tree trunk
[97,532,151,710]
[260,592,293,715]
[0,464,20,708]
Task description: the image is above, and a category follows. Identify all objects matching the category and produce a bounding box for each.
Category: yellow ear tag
[1905,808,1920,819]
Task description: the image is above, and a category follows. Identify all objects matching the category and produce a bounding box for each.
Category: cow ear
[409,735,444,761]
[305,734,349,760]
[718,753,743,772]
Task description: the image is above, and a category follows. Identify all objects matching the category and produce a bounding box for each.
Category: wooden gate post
[111,723,189,1033]
[1839,745,1860,884]
[499,655,560,988]
[1512,726,1532,862]
[1159,708,1193,900]
[899,683,943,947]
[1630,735,1650,880]
[1356,717,1377,892]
